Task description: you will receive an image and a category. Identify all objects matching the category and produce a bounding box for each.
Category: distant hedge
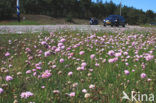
[0,0,15,19]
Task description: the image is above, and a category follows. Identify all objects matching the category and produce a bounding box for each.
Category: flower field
[0,30,156,103]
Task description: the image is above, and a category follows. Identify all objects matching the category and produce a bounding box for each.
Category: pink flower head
[0,88,4,94]
[108,50,115,56]
[81,62,87,67]
[60,58,64,63]
[69,92,75,97]
[124,70,130,75]
[58,43,64,47]
[141,73,146,79]
[69,52,74,57]
[115,52,122,57]
[144,54,154,61]
[95,63,100,67]
[41,86,45,89]
[123,52,128,56]
[26,70,32,74]
[41,41,47,45]
[60,38,66,43]
[20,91,33,99]
[44,51,51,57]
[6,75,13,81]
[52,65,56,69]
[25,48,31,52]
[108,57,118,63]
[89,84,95,89]
[90,54,95,59]
[55,48,61,52]
[42,70,52,78]
[82,89,87,93]
[51,46,57,51]
[53,90,60,94]
[5,52,10,57]
[36,66,42,70]
[68,72,73,76]
[79,51,85,55]
[147,78,152,82]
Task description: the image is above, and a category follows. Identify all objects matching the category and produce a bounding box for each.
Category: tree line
[0,0,156,25]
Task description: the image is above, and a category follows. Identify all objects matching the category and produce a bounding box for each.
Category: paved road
[0,25,155,34]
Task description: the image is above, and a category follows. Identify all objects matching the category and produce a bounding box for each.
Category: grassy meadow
[0,30,156,103]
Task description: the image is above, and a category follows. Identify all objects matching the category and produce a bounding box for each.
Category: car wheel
[104,24,106,26]
[111,25,113,27]
[116,24,119,27]
[122,25,125,27]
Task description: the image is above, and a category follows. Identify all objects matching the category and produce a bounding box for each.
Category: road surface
[0,25,155,34]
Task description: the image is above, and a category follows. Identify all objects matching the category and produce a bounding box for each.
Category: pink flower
[85,93,91,98]
[115,52,122,57]
[89,84,95,89]
[60,38,66,43]
[33,72,37,76]
[125,63,129,66]
[41,41,47,45]
[51,46,57,50]
[147,78,152,82]
[68,72,73,76]
[55,48,61,52]
[60,58,64,63]
[0,88,4,94]
[20,91,33,99]
[69,92,75,97]
[108,57,118,63]
[6,75,13,81]
[82,89,87,93]
[41,86,45,89]
[69,52,74,57]
[52,65,56,69]
[80,66,85,70]
[124,70,130,75]
[79,51,85,55]
[81,62,87,67]
[72,83,78,88]
[44,51,51,57]
[77,67,81,71]
[58,43,64,47]
[26,70,31,74]
[95,63,100,67]
[36,66,42,70]
[140,73,146,79]
[123,52,128,56]
[144,54,154,61]
[42,70,52,78]
[53,90,60,94]
[25,48,31,52]
[5,52,10,57]
[108,50,115,56]
[90,54,95,59]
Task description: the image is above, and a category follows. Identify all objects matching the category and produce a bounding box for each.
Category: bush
[65,13,73,22]
[0,0,15,20]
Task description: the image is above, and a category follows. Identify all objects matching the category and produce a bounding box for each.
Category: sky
[92,0,156,12]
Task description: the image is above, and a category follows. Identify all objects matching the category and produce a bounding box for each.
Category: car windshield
[108,15,118,19]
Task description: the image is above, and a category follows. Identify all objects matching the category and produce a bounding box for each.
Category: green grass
[0,20,40,25]
[0,30,156,103]
[140,24,156,27]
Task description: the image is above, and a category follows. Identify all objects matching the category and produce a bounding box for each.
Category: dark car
[150,22,156,25]
[90,18,98,25]
[103,15,125,27]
